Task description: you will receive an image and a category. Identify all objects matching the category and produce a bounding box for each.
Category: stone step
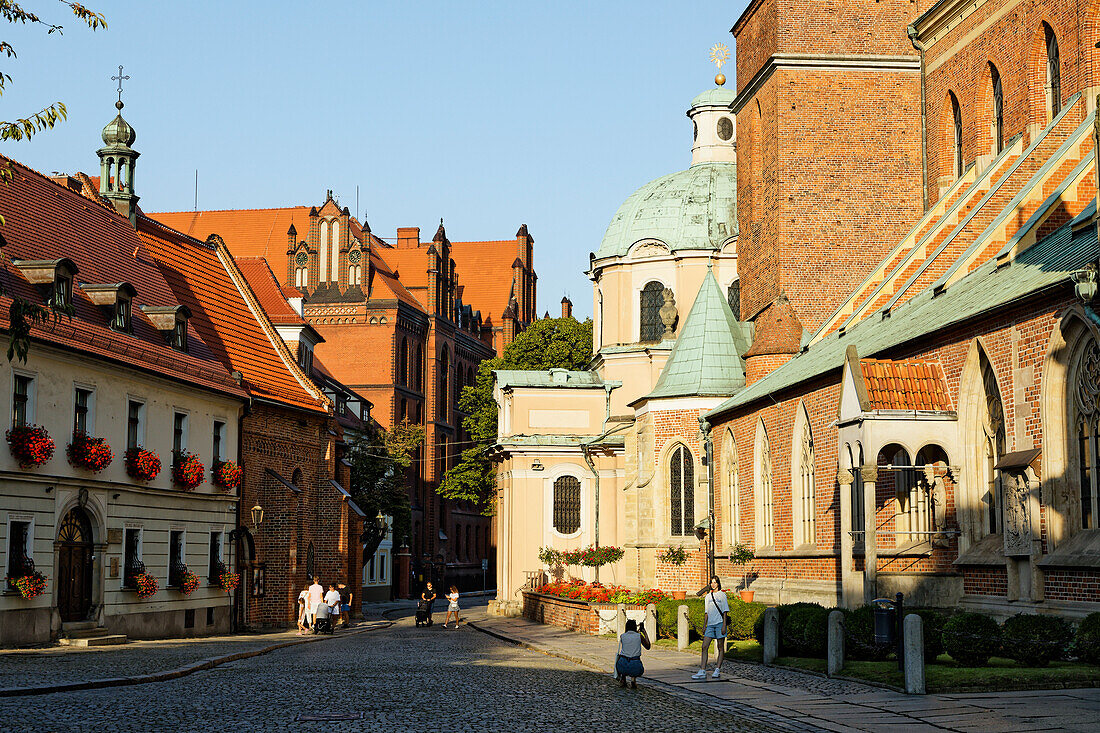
[58,634,128,647]
[63,627,110,639]
[60,620,98,632]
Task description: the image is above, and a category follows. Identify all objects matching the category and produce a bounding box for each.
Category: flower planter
[217,571,240,593]
[212,460,242,493]
[175,568,200,596]
[11,572,47,599]
[739,590,755,602]
[172,450,204,490]
[125,447,161,482]
[135,572,159,599]
[671,590,687,600]
[67,432,113,472]
[6,425,55,468]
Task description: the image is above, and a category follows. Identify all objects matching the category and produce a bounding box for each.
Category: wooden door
[57,509,94,622]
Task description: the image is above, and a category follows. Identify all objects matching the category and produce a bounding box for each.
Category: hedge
[1001,613,1072,667]
[1076,611,1100,665]
[783,605,831,658]
[754,602,824,655]
[654,595,764,641]
[907,608,947,660]
[943,612,1002,666]
[843,605,893,661]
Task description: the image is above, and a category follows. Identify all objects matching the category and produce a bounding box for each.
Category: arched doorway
[56,507,94,622]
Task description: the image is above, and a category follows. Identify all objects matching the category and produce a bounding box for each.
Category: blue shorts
[704,622,725,639]
[615,655,643,678]
[341,603,350,612]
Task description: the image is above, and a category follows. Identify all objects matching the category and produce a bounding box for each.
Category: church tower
[97,98,140,227]
[732,0,925,366]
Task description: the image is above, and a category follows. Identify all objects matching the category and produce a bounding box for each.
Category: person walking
[444,585,460,628]
[337,583,353,628]
[418,582,437,627]
[691,575,729,680]
[296,588,310,635]
[615,619,650,689]
[307,576,324,631]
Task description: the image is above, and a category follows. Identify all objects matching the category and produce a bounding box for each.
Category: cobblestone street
[0,609,793,732]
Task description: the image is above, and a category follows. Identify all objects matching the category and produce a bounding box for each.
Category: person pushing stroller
[416,582,436,627]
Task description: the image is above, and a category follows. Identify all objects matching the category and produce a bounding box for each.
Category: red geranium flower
[125,446,161,482]
[6,425,55,468]
[67,431,113,472]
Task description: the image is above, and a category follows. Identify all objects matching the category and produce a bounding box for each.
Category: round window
[295,251,308,266]
[717,117,733,141]
[349,249,362,265]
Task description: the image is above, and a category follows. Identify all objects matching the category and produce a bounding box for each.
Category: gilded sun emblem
[709,43,730,70]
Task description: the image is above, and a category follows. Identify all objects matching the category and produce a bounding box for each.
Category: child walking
[444,585,460,628]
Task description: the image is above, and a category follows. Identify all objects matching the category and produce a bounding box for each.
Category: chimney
[561,296,572,319]
[397,227,420,249]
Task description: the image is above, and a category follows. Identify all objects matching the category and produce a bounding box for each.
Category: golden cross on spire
[709,43,730,86]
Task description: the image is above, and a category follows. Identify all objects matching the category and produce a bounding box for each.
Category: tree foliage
[1,1,105,361]
[346,419,424,547]
[438,317,593,514]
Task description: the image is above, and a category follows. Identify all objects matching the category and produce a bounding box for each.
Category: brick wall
[1045,569,1100,602]
[521,593,651,636]
[963,566,1008,596]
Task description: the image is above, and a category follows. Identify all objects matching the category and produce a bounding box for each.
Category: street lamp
[250,504,264,528]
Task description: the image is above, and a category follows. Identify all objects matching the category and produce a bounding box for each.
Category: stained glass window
[670,445,694,536]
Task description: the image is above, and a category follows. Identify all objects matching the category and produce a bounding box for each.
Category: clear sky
[3,1,746,319]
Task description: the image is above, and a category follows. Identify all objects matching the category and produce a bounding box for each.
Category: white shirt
[307,583,324,608]
[448,592,459,605]
[704,590,729,626]
[324,589,341,608]
[618,630,643,658]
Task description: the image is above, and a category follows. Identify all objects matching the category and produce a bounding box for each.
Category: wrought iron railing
[169,561,187,588]
[124,558,146,589]
[209,559,227,583]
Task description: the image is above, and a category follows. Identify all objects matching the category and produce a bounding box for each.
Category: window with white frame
[724,432,740,546]
[379,552,387,582]
[73,386,94,435]
[123,527,143,587]
[208,531,224,580]
[212,420,226,463]
[11,373,34,428]
[173,411,188,456]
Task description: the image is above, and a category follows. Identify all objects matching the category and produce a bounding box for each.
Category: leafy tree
[438,317,592,514]
[1,1,106,362]
[346,419,424,548]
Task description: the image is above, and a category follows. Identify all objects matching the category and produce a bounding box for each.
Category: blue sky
[3,1,746,319]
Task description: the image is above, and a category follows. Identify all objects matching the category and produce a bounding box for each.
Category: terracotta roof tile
[150,207,311,261]
[235,257,306,326]
[859,358,953,411]
[449,240,522,320]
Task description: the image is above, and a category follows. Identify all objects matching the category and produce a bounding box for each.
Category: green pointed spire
[641,270,752,401]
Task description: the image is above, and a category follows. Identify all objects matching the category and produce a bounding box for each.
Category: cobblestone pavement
[0,608,799,732]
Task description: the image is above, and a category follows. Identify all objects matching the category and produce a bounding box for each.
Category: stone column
[861,465,878,603]
[616,603,626,636]
[827,609,845,676]
[762,607,779,664]
[838,468,860,609]
[677,604,689,651]
[903,613,926,695]
[645,603,657,643]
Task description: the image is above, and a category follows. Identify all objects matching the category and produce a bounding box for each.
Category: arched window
[640,281,665,343]
[398,338,408,386]
[1075,337,1100,528]
[950,91,963,178]
[990,63,1004,154]
[330,220,341,283]
[348,264,361,285]
[1045,23,1061,119]
[723,431,740,546]
[414,344,424,392]
[669,444,694,536]
[291,468,303,487]
[727,280,741,320]
[438,347,449,419]
[319,220,329,283]
[981,356,1006,534]
[755,422,774,547]
[553,475,581,534]
[794,407,816,546]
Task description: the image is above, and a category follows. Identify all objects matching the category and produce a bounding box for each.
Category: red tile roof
[137,218,328,414]
[0,156,247,397]
[859,358,953,412]
[235,257,308,326]
[151,207,311,262]
[449,240,522,320]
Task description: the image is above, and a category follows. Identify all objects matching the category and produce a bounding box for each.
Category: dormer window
[82,282,137,335]
[114,294,132,333]
[54,272,73,309]
[140,304,192,352]
[10,258,79,309]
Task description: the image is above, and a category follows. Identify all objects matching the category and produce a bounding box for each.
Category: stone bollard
[762,607,779,665]
[616,603,626,636]
[645,603,657,642]
[903,613,925,695]
[677,604,689,651]
[827,609,845,677]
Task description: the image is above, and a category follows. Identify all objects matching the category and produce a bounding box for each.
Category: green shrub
[783,605,831,658]
[1075,612,1100,665]
[844,605,892,661]
[728,601,766,641]
[754,602,823,654]
[654,594,744,639]
[1000,613,1072,667]
[907,608,947,660]
[943,612,1002,666]
[655,600,681,639]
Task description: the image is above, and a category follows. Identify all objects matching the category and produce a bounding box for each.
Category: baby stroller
[415,598,434,627]
[313,602,334,635]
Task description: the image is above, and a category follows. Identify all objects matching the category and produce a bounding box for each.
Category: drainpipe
[699,416,716,581]
[580,381,622,583]
[908,25,929,212]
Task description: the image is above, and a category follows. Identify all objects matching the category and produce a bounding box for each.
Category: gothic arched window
[1075,338,1100,528]
[640,281,665,343]
[398,338,408,387]
[1045,23,1061,119]
[990,63,1004,153]
[981,357,1006,534]
[727,280,741,320]
[724,431,740,546]
[755,422,774,547]
[795,408,815,546]
[669,444,694,536]
[438,347,449,420]
[552,475,581,534]
[950,91,963,178]
[414,344,424,392]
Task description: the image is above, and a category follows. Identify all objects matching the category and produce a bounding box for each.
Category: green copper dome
[690,87,736,108]
[101,102,136,148]
[595,161,737,259]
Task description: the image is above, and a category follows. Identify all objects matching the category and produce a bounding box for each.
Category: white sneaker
[691,670,707,680]
[711,667,721,679]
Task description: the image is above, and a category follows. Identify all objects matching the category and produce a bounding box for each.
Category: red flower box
[67,431,113,472]
[125,446,161,482]
[6,425,55,468]
[172,450,204,490]
[11,571,47,599]
[218,571,240,593]
[212,460,242,493]
[135,572,158,599]
[178,569,200,596]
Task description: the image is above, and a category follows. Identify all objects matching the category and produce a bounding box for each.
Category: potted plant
[67,431,113,472]
[125,446,161,482]
[658,545,690,599]
[172,449,204,490]
[730,543,756,601]
[212,459,242,493]
[11,570,47,599]
[6,424,55,468]
[178,568,200,596]
[217,570,240,593]
[135,572,159,599]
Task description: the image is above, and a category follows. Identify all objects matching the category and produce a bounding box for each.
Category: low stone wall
[521,592,649,635]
